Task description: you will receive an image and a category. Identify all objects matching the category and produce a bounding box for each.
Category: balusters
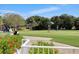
[43,48,44,54]
[53,48,55,54]
[32,48,34,54]
[38,48,39,54]
[48,48,49,54]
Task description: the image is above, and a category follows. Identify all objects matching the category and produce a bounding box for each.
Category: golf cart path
[24,36,76,47]
[23,36,79,54]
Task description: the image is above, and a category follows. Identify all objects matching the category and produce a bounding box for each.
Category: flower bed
[29,41,58,54]
[0,35,23,54]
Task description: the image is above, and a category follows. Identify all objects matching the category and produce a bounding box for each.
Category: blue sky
[0,4,79,19]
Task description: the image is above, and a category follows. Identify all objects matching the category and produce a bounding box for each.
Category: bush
[0,35,23,54]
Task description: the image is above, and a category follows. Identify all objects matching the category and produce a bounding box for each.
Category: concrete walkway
[23,36,79,54]
[53,42,79,54]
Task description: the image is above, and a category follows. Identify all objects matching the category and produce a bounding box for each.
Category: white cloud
[0,9,28,19]
[28,7,59,15]
[0,10,21,15]
[0,10,16,13]
[0,7,59,19]
[0,9,26,18]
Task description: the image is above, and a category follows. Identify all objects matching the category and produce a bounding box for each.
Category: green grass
[20,29,79,47]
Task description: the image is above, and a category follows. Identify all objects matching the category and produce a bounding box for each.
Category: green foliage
[0,35,22,54]
[51,14,75,30]
[0,16,3,30]
[26,14,79,30]
[3,13,25,28]
[26,16,49,30]
[0,13,79,30]
[74,17,79,30]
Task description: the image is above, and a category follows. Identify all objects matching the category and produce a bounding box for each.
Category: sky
[0,4,79,19]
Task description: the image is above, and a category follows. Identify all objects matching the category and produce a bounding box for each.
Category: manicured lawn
[20,29,79,47]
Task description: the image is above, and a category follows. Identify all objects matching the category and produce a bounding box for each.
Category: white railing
[21,45,79,54]
[16,39,79,54]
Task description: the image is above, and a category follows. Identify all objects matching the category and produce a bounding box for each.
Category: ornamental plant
[0,35,22,54]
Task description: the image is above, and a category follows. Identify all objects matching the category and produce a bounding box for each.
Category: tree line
[26,14,79,30]
[0,13,79,31]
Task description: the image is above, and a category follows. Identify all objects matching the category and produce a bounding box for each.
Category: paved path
[22,36,79,54]
[53,42,79,54]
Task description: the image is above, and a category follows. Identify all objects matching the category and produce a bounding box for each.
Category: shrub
[0,35,23,54]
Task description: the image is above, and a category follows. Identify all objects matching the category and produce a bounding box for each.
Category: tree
[51,14,75,30]
[26,16,40,30]
[3,13,25,30]
[51,16,61,30]
[26,16,49,30]
[74,17,79,30]
[0,16,3,30]
[26,14,78,30]
[59,14,74,30]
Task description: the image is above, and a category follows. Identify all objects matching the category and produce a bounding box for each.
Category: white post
[15,48,20,54]
[21,47,29,54]
[21,39,30,54]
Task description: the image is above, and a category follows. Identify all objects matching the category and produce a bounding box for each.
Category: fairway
[20,29,79,47]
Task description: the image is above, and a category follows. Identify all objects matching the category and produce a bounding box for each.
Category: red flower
[9,44,13,48]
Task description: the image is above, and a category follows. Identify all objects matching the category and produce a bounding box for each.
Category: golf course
[0,4,79,54]
[20,29,79,47]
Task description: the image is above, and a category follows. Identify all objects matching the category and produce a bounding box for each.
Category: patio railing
[16,39,79,54]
